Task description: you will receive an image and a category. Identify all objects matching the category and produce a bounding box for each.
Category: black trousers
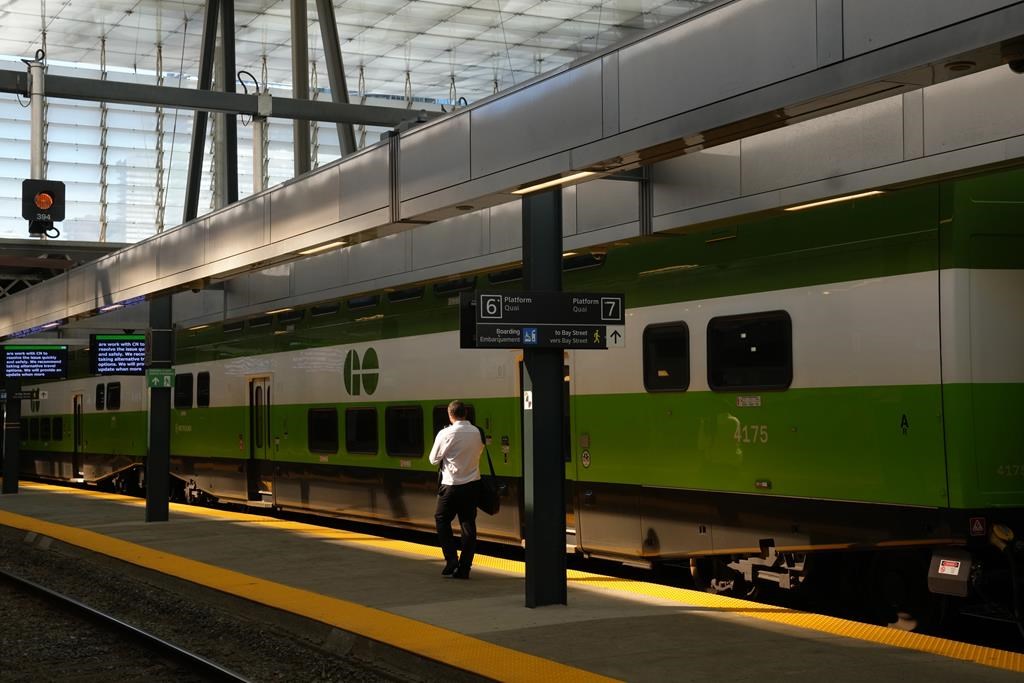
[435,480,479,570]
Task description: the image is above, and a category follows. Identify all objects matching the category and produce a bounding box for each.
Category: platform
[1,482,1022,682]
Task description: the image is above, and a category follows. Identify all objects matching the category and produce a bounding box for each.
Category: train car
[16,164,1024,627]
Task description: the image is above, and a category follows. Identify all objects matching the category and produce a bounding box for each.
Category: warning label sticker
[970,517,986,536]
[937,559,961,576]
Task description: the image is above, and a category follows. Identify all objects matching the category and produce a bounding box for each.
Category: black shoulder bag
[477,444,502,516]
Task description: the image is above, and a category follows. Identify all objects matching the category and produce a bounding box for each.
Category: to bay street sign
[464,291,625,349]
[146,368,175,389]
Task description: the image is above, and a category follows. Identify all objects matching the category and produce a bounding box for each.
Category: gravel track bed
[0,527,423,682]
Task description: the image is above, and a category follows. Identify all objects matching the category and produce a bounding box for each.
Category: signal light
[22,179,65,236]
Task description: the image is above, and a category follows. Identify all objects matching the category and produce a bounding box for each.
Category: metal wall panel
[247,265,292,307]
[741,96,903,196]
[91,256,120,307]
[471,60,604,177]
[339,145,390,221]
[923,66,1024,156]
[903,91,924,160]
[205,195,268,263]
[652,141,741,217]
[157,220,206,279]
[411,211,486,270]
[816,0,843,66]
[224,276,250,313]
[270,166,341,242]
[116,241,159,294]
[618,0,818,131]
[601,53,620,137]
[576,179,639,233]
[67,263,98,311]
[348,233,408,283]
[562,185,577,237]
[292,249,349,297]
[487,201,523,254]
[27,278,64,323]
[844,0,1016,58]
[400,113,471,201]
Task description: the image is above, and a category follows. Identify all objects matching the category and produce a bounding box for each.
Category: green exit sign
[146,368,175,389]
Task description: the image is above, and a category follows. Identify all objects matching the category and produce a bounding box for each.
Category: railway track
[0,567,251,682]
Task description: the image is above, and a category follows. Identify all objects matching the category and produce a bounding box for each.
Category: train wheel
[691,557,758,599]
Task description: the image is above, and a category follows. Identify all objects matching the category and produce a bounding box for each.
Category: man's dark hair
[448,400,468,420]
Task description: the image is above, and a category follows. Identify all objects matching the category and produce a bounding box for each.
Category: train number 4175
[734,424,769,444]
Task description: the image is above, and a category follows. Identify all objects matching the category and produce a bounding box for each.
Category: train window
[52,417,63,441]
[643,323,690,392]
[40,417,51,441]
[248,315,272,328]
[311,302,340,317]
[707,311,792,391]
[431,403,477,435]
[386,286,424,303]
[433,277,475,295]
[347,294,380,310]
[277,309,304,324]
[563,252,605,271]
[29,418,39,440]
[197,372,211,407]
[222,321,244,333]
[345,408,378,454]
[174,373,194,409]
[106,382,121,410]
[386,406,424,457]
[95,383,106,411]
[487,267,522,284]
[307,408,339,454]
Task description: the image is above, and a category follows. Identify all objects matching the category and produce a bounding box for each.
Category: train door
[72,393,84,479]
[518,357,574,544]
[247,376,274,506]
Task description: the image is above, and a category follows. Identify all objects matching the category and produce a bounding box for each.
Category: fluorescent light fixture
[98,303,123,313]
[298,241,346,255]
[784,190,884,211]
[266,307,293,315]
[511,171,598,195]
[39,321,60,330]
[188,324,209,331]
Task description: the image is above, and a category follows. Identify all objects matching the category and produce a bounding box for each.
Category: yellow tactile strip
[0,491,618,683]
[7,482,1024,674]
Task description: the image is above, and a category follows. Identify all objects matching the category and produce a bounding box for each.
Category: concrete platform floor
[2,482,1023,682]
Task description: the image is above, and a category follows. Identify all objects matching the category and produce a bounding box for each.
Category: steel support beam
[146,295,172,522]
[521,188,568,608]
[2,381,22,494]
[0,69,430,127]
[184,0,220,223]
[292,0,310,177]
[315,0,357,156]
[220,0,238,204]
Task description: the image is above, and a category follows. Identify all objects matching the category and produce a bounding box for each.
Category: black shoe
[452,568,471,579]
[441,562,459,576]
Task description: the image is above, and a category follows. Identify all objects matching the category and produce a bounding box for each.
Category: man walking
[429,400,483,579]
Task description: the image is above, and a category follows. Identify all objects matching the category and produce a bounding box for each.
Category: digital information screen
[90,333,147,375]
[3,345,68,379]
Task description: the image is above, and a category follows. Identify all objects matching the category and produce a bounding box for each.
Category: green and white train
[16,165,1024,626]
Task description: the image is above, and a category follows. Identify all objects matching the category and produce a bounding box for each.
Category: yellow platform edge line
[0,507,618,683]
[11,483,1024,674]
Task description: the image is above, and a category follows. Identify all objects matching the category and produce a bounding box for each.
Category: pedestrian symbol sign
[146,368,175,389]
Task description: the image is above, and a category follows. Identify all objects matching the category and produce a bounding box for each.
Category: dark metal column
[220,0,238,204]
[315,0,356,156]
[2,382,22,494]
[146,296,173,522]
[184,0,220,223]
[521,188,567,607]
[292,0,311,176]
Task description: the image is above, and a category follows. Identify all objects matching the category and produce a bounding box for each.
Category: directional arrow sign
[146,368,175,389]
[469,291,625,349]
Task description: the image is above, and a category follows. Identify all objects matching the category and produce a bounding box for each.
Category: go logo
[344,347,379,396]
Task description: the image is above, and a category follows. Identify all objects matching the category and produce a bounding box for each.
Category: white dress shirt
[429,420,483,485]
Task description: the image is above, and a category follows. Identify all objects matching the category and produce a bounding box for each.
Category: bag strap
[483,445,496,478]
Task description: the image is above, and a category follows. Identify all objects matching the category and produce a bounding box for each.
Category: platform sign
[2,344,68,379]
[0,389,40,401]
[146,368,175,389]
[464,291,625,349]
[90,333,147,375]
